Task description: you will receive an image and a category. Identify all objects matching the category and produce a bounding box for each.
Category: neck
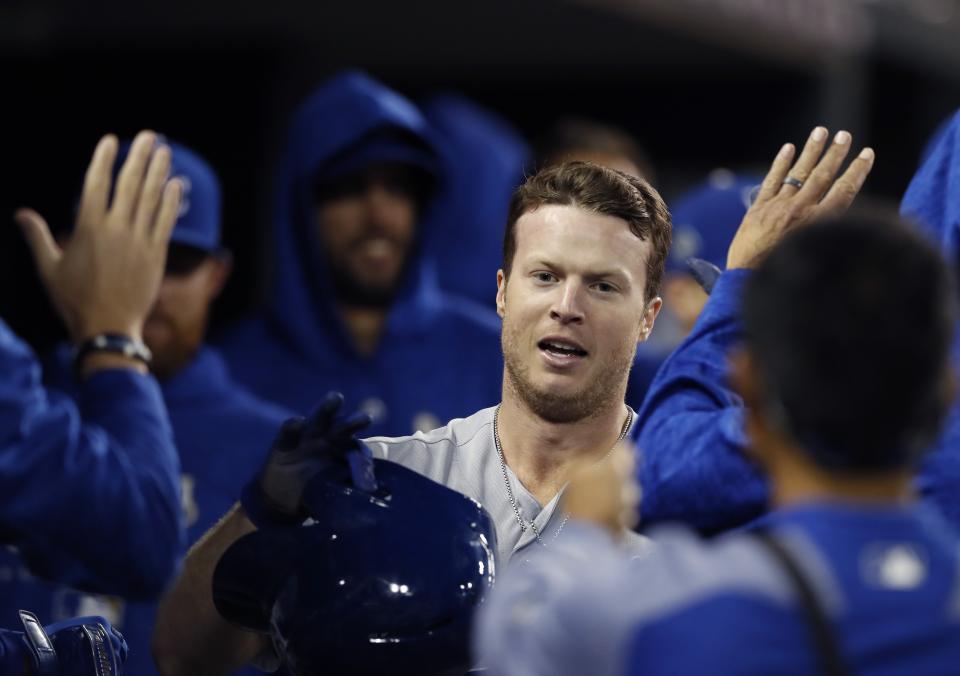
[766,439,914,509]
[496,377,630,505]
[339,304,388,357]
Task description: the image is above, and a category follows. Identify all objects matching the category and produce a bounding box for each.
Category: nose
[364,183,402,225]
[549,280,585,325]
[154,279,175,305]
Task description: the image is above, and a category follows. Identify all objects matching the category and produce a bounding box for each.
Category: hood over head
[267,70,446,361]
[420,93,530,306]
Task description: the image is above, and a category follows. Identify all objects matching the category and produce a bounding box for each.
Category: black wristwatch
[73,333,153,376]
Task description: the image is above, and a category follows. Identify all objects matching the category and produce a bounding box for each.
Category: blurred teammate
[635,125,960,535]
[537,116,656,181]
[0,132,184,672]
[652,170,759,347]
[477,210,960,675]
[216,71,504,436]
[420,93,530,308]
[1,141,291,675]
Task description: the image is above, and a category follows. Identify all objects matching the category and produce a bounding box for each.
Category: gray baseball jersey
[364,405,645,566]
[254,405,644,672]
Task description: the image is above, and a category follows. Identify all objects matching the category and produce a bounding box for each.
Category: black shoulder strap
[752,528,851,676]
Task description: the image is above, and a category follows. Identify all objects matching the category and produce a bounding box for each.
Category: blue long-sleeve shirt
[0,318,183,598]
[634,269,767,532]
[635,269,960,533]
[476,504,960,676]
[1,345,290,675]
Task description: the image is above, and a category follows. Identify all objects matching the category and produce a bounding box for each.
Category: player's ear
[496,270,507,319]
[638,296,661,343]
[206,250,234,300]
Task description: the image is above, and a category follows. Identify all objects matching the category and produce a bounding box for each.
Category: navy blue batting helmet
[212,457,497,676]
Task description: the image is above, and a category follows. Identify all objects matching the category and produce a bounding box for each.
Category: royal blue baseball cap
[668,169,762,272]
[314,129,441,187]
[115,138,222,253]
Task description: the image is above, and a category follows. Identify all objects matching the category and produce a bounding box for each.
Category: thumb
[15,208,61,281]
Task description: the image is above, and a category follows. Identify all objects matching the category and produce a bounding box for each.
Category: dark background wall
[2,0,959,352]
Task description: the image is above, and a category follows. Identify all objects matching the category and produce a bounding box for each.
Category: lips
[355,238,395,257]
[537,336,589,359]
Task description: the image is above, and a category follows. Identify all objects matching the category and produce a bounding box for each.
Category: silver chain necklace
[492,404,634,547]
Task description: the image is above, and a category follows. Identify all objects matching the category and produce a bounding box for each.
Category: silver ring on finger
[781,176,804,190]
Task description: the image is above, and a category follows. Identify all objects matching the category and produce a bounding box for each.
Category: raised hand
[15,131,183,344]
[727,127,875,269]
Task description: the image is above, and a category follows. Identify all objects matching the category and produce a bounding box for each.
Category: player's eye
[533,271,557,283]
[593,281,617,293]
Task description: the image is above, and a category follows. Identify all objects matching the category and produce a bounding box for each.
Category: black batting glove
[241,392,372,528]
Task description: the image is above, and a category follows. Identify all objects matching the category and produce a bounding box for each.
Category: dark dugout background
[2,0,959,353]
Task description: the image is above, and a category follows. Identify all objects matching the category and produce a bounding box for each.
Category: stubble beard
[501,317,635,424]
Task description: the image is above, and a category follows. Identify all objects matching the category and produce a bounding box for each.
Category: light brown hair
[503,161,672,301]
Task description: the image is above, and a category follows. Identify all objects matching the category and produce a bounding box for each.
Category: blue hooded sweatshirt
[216,72,504,434]
[633,117,960,532]
[1,138,294,675]
[419,92,530,308]
[0,318,183,597]
[900,108,960,529]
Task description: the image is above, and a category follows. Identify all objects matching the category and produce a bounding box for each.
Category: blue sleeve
[634,270,768,532]
[474,523,640,676]
[0,627,27,673]
[0,319,184,598]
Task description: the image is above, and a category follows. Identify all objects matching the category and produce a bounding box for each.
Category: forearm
[0,324,183,594]
[153,503,267,676]
[635,271,768,531]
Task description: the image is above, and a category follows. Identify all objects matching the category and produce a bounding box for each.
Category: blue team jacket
[0,318,182,597]
[634,269,960,533]
[215,71,504,436]
[900,107,960,530]
[477,503,960,676]
[0,345,290,676]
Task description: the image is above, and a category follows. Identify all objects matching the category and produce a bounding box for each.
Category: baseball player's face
[144,246,230,380]
[314,164,418,306]
[497,204,659,422]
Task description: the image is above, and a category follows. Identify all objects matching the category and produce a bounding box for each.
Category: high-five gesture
[727,126,875,269]
[15,131,183,344]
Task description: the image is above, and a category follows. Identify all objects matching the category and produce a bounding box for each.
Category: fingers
[330,412,373,439]
[754,142,796,204]
[76,135,118,230]
[795,130,853,203]
[778,126,829,197]
[152,178,183,246]
[110,130,156,227]
[274,416,306,452]
[304,392,345,437]
[817,146,876,218]
[14,208,61,282]
[133,144,172,237]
